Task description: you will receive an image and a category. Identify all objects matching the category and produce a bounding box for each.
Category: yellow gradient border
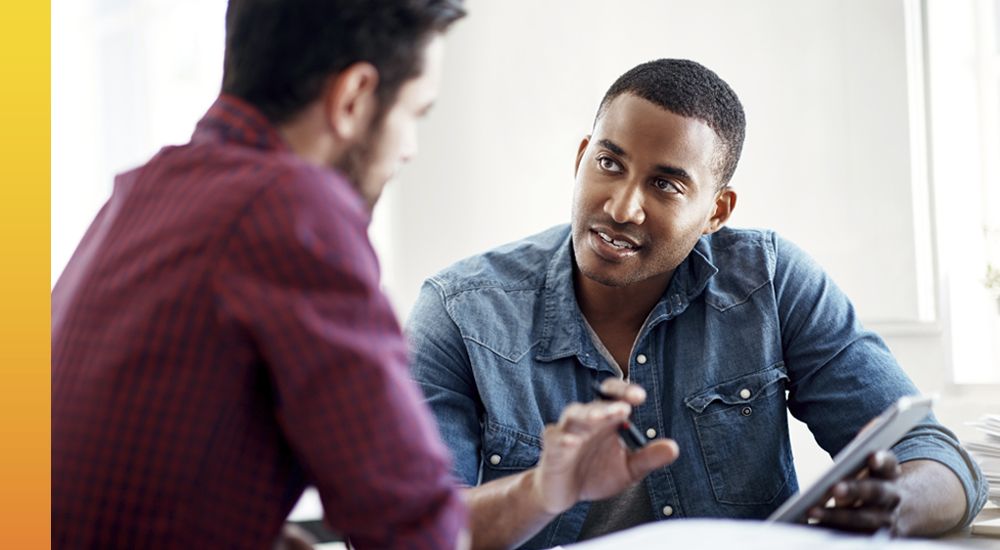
[0,1,51,547]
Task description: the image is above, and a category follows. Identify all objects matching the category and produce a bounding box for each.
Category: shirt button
[739,388,751,399]
[636,354,648,365]
[662,505,674,517]
[646,428,657,439]
[489,454,501,465]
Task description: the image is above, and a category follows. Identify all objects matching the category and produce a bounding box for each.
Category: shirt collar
[535,230,720,363]
[191,94,290,152]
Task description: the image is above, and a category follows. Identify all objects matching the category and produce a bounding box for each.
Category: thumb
[626,439,679,480]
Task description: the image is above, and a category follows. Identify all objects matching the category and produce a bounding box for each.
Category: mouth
[587,227,642,260]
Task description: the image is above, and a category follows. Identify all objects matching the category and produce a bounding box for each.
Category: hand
[808,450,903,535]
[531,379,680,514]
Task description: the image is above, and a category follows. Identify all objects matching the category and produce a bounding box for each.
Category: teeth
[597,231,634,249]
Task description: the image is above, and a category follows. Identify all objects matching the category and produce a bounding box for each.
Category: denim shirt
[407,224,987,549]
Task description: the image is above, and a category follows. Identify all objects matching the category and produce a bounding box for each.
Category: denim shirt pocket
[684,363,792,506]
[480,421,542,483]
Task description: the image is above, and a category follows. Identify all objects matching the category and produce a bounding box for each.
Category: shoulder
[153,142,369,229]
[698,227,827,308]
[697,227,777,309]
[427,224,570,297]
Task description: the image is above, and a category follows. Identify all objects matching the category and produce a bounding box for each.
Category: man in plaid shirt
[53,1,468,547]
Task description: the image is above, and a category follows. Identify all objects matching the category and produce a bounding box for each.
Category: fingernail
[833,482,847,497]
[808,507,823,520]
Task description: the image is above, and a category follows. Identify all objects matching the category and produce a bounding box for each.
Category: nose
[400,124,418,164]
[603,181,645,225]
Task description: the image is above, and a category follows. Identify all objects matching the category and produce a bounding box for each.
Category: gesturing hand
[808,450,903,535]
[531,379,680,515]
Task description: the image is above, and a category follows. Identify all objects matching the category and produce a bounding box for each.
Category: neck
[276,101,341,168]
[573,267,672,329]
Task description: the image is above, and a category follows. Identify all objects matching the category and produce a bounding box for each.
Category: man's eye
[653,178,679,193]
[597,157,620,172]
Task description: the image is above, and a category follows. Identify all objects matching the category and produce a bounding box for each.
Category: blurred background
[52,0,1000,517]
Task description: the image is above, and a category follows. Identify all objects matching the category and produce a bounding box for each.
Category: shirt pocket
[480,421,542,484]
[683,363,793,506]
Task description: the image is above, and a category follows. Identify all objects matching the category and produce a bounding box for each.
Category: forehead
[593,94,719,177]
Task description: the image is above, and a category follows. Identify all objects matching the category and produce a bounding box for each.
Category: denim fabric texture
[407,224,988,549]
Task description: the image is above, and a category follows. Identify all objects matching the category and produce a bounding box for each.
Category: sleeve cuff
[892,424,990,530]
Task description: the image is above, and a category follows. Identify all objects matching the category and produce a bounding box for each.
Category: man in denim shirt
[407,59,987,549]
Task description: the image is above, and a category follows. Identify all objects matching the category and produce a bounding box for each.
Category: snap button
[739,388,751,399]
[662,505,674,517]
[489,454,502,465]
[636,354,647,365]
[646,428,657,439]
[741,406,752,417]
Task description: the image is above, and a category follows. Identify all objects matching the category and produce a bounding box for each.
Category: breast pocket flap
[683,363,788,414]
[482,423,541,471]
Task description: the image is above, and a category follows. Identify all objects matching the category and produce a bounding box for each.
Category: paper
[971,517,1000,537]
[563,519,971,549]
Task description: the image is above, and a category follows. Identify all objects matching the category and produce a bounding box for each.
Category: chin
[578,261,633,288]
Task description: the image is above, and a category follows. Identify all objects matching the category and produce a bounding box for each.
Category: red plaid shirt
[52,95,466,549]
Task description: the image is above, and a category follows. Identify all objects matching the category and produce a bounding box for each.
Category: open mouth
[595,230,638,250]
[588,228,641,261]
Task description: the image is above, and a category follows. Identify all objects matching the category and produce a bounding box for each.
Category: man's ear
[323,62,379,141]
[574,136,591,177]
[703,186,737,235]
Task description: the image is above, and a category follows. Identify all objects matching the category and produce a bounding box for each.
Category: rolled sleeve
[892,422,989,529]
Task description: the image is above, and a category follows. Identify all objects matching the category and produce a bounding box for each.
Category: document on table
[562,519,971,549]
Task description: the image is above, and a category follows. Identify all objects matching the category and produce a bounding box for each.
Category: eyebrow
[597,138,693,182]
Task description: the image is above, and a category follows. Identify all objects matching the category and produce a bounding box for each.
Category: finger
[830,479,901,510]
[597,379,647,405]
[558,401,631,434]
[626,439,680,480]
[867,451,901,480]
[808,506,895,534]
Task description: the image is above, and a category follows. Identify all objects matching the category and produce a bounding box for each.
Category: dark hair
[596,59,746,186]
[222,0,466,124]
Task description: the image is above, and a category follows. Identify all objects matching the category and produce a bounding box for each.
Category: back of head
[222,0,465,124]
[596,59,746,186]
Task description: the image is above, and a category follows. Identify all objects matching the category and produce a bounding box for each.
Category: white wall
[387,0,933,325]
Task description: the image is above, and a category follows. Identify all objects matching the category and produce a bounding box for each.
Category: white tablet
[767,395,935,524]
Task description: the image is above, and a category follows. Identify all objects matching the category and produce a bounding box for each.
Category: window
[924,0,1000,383]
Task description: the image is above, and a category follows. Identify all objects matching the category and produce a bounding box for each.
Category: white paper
[563,519,971,550]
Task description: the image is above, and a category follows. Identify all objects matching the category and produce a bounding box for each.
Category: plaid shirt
[52,95,466,549]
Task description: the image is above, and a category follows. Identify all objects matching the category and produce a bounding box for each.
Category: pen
[591,380,649,450]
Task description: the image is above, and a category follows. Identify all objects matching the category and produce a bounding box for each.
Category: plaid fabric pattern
[53,95,466,549]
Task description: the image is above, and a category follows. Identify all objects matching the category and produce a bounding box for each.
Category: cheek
[572,177,602,212]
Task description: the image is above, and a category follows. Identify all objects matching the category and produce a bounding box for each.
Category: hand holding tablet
[768,395,935,529]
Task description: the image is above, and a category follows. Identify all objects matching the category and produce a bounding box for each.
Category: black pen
[591,380,649,450]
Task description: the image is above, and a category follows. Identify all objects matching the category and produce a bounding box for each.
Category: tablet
[767,394,935,524]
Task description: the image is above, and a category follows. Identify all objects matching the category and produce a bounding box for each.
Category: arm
[895,459,967,535]
[772,233,986,536]
[407,284,677,550]
[215,179,466,549]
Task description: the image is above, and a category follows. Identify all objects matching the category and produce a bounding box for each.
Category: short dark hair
[596,59,746,186]
[222,0,466,124]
